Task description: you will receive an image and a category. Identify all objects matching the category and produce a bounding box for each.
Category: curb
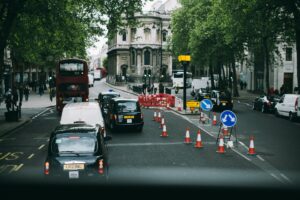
[104,82,139,96]
[0,118,32,138]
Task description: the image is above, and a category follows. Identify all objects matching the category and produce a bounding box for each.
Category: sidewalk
[0,89,55,137]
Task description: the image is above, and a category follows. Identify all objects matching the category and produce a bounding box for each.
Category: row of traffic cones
[153,111,256,155]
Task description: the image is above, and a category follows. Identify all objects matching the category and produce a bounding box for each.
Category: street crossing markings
[27,154,35,159]
[38,144,45,150]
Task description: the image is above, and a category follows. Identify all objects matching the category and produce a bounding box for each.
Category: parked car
[252,95,280,113]
[97,90,121,118]
[195,88,210,101]
[275,94,300,121]
[105,98,144,132]
[210,90,233,111]
[60,102,105,135]
[44,123,111,180]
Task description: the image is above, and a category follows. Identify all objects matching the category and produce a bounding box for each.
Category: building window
[131,28,136,42]
[119,29,127,41]
[286,48,292,61]
[131,50,136,65]
[144,49,150,65]
[144,28,151,41]
[162,31,167,42]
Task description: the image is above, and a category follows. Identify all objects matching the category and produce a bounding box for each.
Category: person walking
[39,84,43,96]
[24,85,30,101]
[49,88,55,102]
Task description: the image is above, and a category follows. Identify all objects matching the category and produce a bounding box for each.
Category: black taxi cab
[97,89,121,117]
[105,98,144,132]
[210,90,233,111]
[44,123,111,180]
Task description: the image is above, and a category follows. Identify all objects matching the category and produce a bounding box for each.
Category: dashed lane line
[38,144,45,150]
[27,154,35,159]
[32,108,52,120]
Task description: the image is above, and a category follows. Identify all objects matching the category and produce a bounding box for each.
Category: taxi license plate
[127,119,132,123]
[204,96,209,98]
[124,115,134,119]
[64,163,84,170]
[222,103,226,106]
[69,171,79,179]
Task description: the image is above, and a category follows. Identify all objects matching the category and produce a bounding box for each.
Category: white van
[60,102,105,134]
[275,94,300,121]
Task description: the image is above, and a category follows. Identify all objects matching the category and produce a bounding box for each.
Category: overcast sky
[86,0,156,58]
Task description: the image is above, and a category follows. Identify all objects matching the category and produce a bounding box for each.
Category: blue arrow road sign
[220,110,237,127]
[200,99,213,111]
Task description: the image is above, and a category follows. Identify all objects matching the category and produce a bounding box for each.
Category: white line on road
[32,108,51,120]
[108,141,216,147]
[27,154,35,159]
[232,148,252,162]
[38,144,45,150]
[270,173,284,184]
[280,173,292,183]
[256,155,265,162]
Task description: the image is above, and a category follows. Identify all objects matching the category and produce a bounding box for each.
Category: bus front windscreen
[59,63,84,76]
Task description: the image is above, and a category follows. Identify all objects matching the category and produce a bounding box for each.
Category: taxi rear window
[51,133,98,154]
[115,101,139,113]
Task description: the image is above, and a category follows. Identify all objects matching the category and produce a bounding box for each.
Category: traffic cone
[153,111,157,121]
[212,112,217,125]
[194,130,203,148]
[177,99,182,111]
[222,125,229,136]
[157,111,161,123]
[161,124,168,137]
[248,136,256,155]
[159,117,165,129]
[216,135,225,153]
[184,128,192,144]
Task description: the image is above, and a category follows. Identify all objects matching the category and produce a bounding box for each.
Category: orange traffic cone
[248,136,256,155]
[157,111,162,123]
[222,125,229,136]
[159,117,165,129]
[161,124,168,137]
[184,128,192,144]
[178,99,182,111]
[216,135,225,153]
[153,111,157,121]
[194,130,203,148]
[212,112,217,125]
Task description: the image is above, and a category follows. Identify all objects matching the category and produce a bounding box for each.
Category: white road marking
[108,141,215,147]
[256,155,265,162]
[280,173,292,183]
[32,108,51,120]
[38,144,45,150]
[232,149,252,161]
[270,173,284,184]
[27,154,35,159]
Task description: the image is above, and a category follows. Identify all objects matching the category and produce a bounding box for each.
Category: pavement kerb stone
[0,117,32,138]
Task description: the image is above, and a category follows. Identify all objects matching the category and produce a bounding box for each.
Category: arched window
[162,31,168,42]
[144,49,150,65]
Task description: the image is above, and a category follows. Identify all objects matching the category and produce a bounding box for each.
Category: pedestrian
[240,80,243,90]
[39,84,43,96]
[5,89,12,111]
[24,85,30,101]
[142,83,147,95]
[243,81,247,90]
[50,88,55,102]
[12,88,18,111]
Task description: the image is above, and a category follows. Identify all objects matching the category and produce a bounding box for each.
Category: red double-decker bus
[56,58,89,112]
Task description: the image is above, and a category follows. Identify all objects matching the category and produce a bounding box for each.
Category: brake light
[44,162,49,175]
[98,159,104,174]
[114,115,117,120]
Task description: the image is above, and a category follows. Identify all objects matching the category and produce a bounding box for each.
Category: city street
[0,79,300,192]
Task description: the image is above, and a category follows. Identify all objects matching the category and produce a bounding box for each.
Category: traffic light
[144,69,147,77]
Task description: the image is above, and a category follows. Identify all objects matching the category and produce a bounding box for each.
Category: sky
[86,0,157,58]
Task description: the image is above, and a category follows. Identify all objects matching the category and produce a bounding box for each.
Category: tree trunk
[209,57,215,89]
[263,37,270,95]
[231,53,239,97]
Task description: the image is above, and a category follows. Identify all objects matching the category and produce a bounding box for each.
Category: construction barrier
[138,93,175,108]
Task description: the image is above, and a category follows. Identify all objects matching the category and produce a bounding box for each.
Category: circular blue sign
[200,99,213,111]
[220,110,237,127]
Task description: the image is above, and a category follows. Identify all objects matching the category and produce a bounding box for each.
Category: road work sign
[186,100,200,108]
[220,110,237,127]
[200,99,213,111]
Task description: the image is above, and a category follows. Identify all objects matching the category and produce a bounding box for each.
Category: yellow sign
[186,100,200,108]
[178,55,191,62]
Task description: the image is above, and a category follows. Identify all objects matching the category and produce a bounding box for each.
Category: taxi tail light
[114,115,117,120]
[98,159,104,174]
[44,162,50,175]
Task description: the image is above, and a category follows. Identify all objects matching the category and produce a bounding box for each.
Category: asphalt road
[0,79,299,192]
